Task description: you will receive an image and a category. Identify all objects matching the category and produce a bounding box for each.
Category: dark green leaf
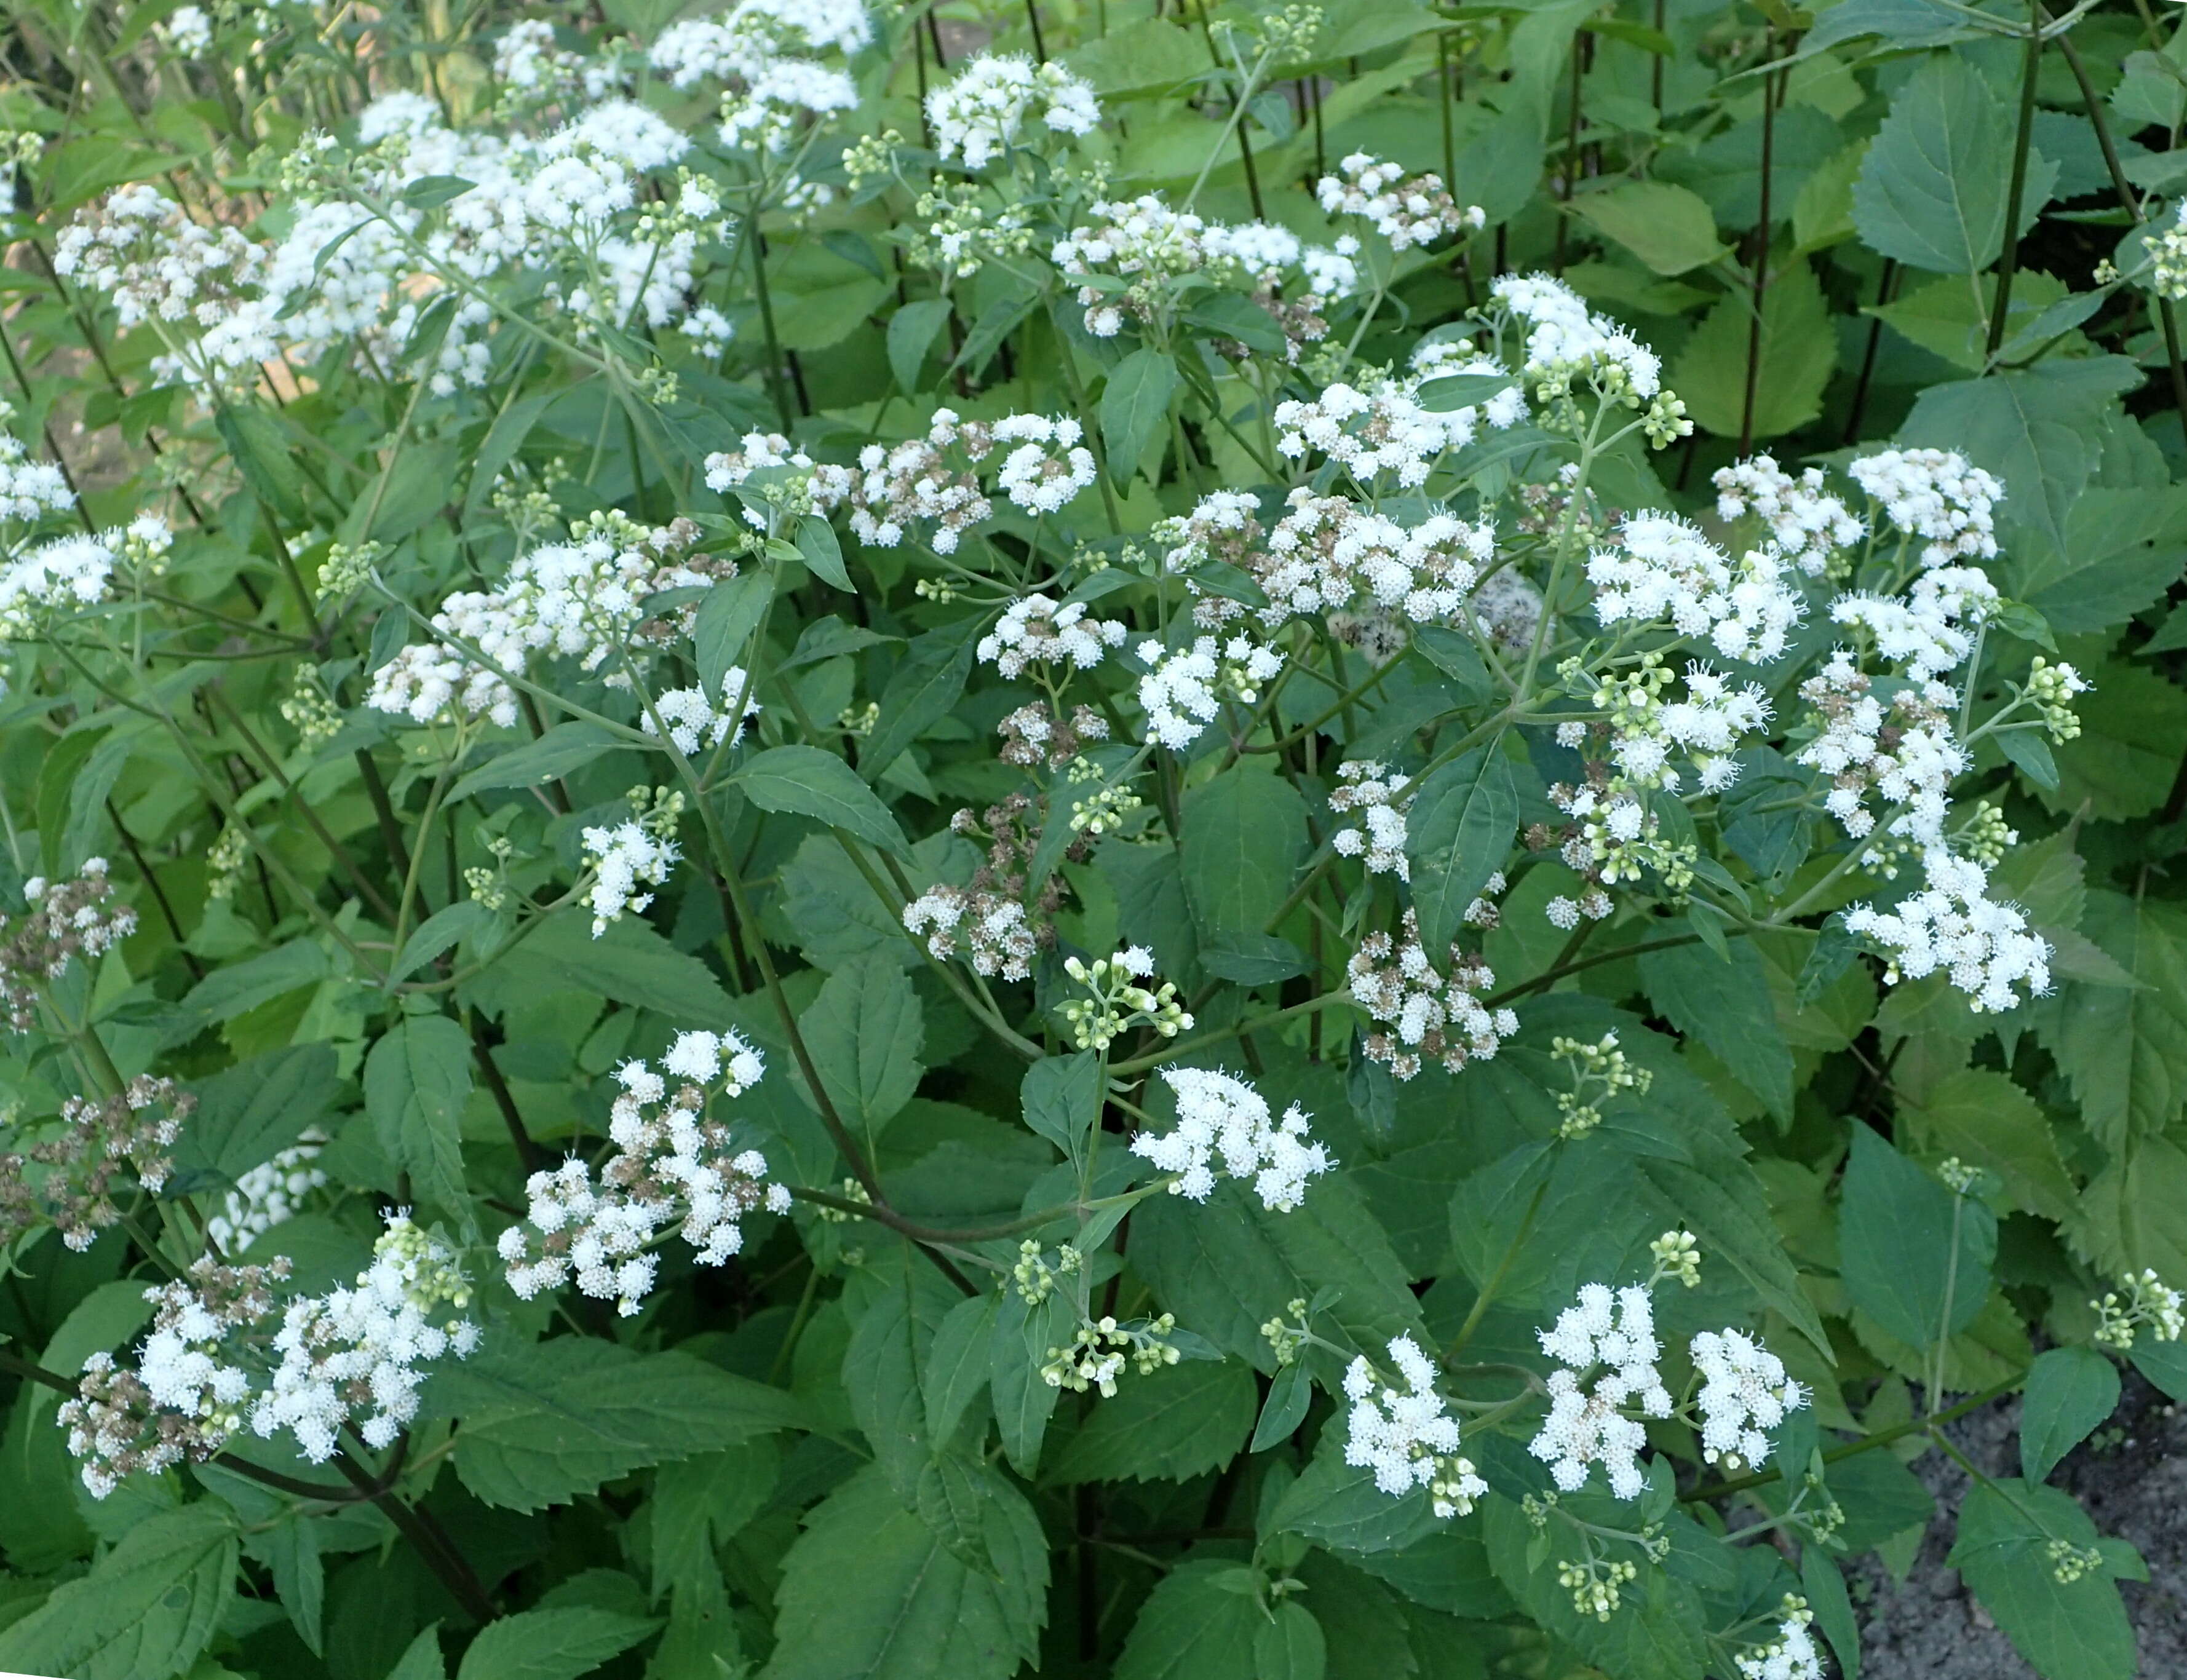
[1405,746,1518,954]
[1020,1050,1101,1161]
[1180,764,1308,942]
[450,721,631,800]
[887,298,956,392]
[1949,1479,2138,1680]
[862,617,981,782]
[795,514,852,590]
[2020,1347,2121,1484]
[402,174,477,208]
[1838,1124,1995,1350]
[0,1504,238,1680]
[1638,940,1793,1122]
[732,743,911,855]
[455,1606,657,1680]
[1255,1601,1327,1680]
[363,1013,472,1219]
[1112,1559,1266,1680]
[1101,348,1179,485]
[800,951,924,1139]
[173,1043,341,1189]
[1046,1358,1257,1484]
[1250,1362,1312,1451]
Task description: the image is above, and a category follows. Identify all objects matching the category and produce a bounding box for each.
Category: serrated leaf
[1570,181,1728,275]
[1101,347,1179,485]
[1112,1559,1267,1680]
[762,1464,1046,1680]
[449,721,629,799]
[183,940,331,1023]
[1020,1050,1100,1161]
[800,951,924,1141]
[2020,1347,2121,1484]
[1640,940,1793,1122]
[363,1013,472,1219]
[913,1449,996,1572]
[1903,1068,2076,1223]
[649,1440,778,1600]
[2038,891,2187,1151]
[386,900,494,985]
[1255,1602,1327,1680]
[456,1606,658,1680]
[423,1339,805,1512]
[512,910,734,1020]
[1801,1547,1860,1680]
[1671,257,1837,441]
[0,1504,238,1680]
[1838,1124,1994,1351]
[923,1291,997,1442]
[1405,745,1519,955]
[1949,1480,2138,1680]
[1046,1358,1257,1484]
[732,743,911,855]
[887,298,955,392]
[1267,1425,1445,1554]
[861,617,980,782]
[1180,764,1308,941]
[693,571,773,710]
[172,1043,340,1189]
[843,1249,951,1496]
[1853,55,2036,274]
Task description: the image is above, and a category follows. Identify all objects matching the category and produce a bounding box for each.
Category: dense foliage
[2,1,2187,1678]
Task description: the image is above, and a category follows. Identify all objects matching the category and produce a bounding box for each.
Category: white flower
[926,54,1099,169]
[207,1136,328,1256]
[1491,272,1662,398]
[581,821,678,936]
[1713,454,1863,576]
[1849,447,2001,568]
[1343,1335,1485,1517]
[1316,153,1484,249]
[1328,762,1414,879]
[1529,1283,1671,1499]
[1136,634,1281,750]
[1736,1605,1827,1680]
[978,593,1126,678]
[161,5,213,57]
[1688,1328,1806,1470]
[1587,513,1804,664]
[0,532,117,638]
[1844,850,2052,1012]
[642,680,760,755]
[1348,910,1518,1079]
[1130,1067,1333,1211]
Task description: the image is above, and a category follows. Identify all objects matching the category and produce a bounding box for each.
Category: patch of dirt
[1854,1373,2186,1679]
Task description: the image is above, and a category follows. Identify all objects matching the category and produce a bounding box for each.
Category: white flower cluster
[1348,910,1517,1079]
[1343,1334,1486,1518]
[1273,382,1483,488]
[582,820,679,936]
[1316,153,1485,249]
[1587,514,1804,664]
[1135,633,1283,750]
[1830,565,1996,685]
[1712,454,1862,577]
[1491,273,1662,399]
[161,3,213,56]
[1579,654,1773,796]
[651,0,867,157]
[1257,492,1496,629]
[990,413,1099,515]
[255,1216,481,1459]
[1329,761,1413,878]
[1735,1604,1827,1680]
[925,53,1100,170]
[1689,1328,1807,1470]
[1795,654,1963,847]
[1052,194,1355,339]
[1848,448,2001,568]
[500,1030,787,1314]
[800,408,1095,553]
[0,533,118,640]
[642,679,760,755]
[2143,199,2187,302]
[903,884,1039,980]
[1843,850,2052,1012]
[206,1136,327,1256]
[978,593,1128,679]
[0,405,75,525]
[367,529,715,727]
[1531,1283,1671,1498]
[1130,1067,1333,1211]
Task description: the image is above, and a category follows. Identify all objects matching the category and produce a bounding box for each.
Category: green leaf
[800,951,924,1140]
[1903,1068,2077,1222]
[1256,1601,1328,1680]
[1101,348,1180,485]
[1639,940,1793,1122]
[386,900,493,986]
[795,514,852,590]
[1483,1494,1709,1679]
[922,1291,998,1442]
[1949,1480,2139,1680]
[387,1625,447,1680]
[363,1013,472,1218]
[991,1288,1069,1475]
[1046,1358,1257,1484]
[0,1504,239,1680]
[913,1449,999,1572]
[732,743,911,855]
[2037,659,2187,824]
[1112,1559,1266,1680]
[649,1441,777,1600]
[1252,1361,1313,1451]
[449,721,630,801]
[2038,891,2187,1151]
[843,1250,953,1496]
[2020,1347,2121,1484]
[1416,372,1519,413]
[511,911,734,1021]
[1670,257,1838,442]
[402,174,477,208]
[1180,764,1308,942]
[424,1338,805,1512]
[1852,55,2023,273]
[1405,745,1519,955]
[1569,181,1728,275]
[887,299,955,393]
[455,1606,658,1680]
[1838,1124,1995,1350]
[215,403,308,525]
[861,617,980,783]
[183,940,331,1023]
[2012,486,2187,636]
[261,1516,324,1656]
[1801,1547,1860,1680]
[761,1463,1046,1680]
[1020,1050,1101,1162]
[1411,625,1492,708]
[1266,1425,1444,1555]
[693,571,774,709]
[172,1044,340,1190]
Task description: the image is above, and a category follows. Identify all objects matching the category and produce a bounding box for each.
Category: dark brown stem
[333,1451,499,1623]
[1739,39,1779,457]
[1844,259,1898,445]
[1988,0,2043,357]
[467,1012,541,1174]
[357,747,414,881]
